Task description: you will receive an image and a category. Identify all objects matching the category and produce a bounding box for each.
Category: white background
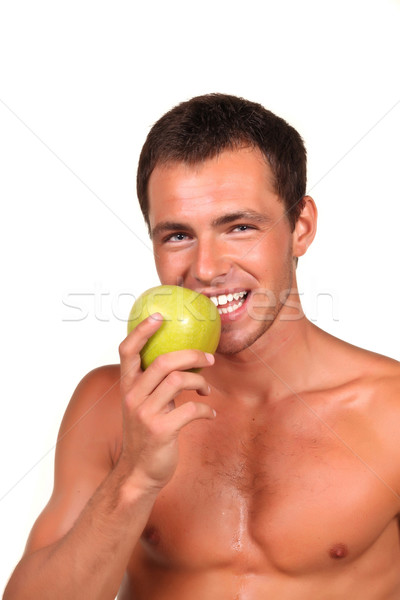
[1,0,399,591]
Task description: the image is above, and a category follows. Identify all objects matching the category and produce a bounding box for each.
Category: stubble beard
[217,295,287,355]
[217,268,294,356]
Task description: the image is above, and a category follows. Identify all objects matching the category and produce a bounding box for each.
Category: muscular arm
[4,366,158,600]
[4,317,215,600]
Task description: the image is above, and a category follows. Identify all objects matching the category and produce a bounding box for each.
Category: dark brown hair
[137,93,307,232]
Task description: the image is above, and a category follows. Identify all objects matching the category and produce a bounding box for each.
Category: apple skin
[127,285,221,370]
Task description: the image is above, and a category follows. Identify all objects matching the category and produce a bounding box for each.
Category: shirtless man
[4,93,400,599]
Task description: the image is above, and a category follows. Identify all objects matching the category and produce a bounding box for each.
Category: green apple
[127,285,221,370]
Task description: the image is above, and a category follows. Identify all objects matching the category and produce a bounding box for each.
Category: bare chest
[135,399,400,577]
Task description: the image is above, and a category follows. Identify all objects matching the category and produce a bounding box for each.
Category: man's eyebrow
[151,210,271,239]
[211,210,272,227]
[151,221,195,239]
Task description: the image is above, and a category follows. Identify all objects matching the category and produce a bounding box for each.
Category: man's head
[137,93,307,234]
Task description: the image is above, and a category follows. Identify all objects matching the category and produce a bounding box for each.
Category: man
[4,93,400,599]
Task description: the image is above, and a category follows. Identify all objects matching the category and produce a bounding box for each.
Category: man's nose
[190,238,231,285]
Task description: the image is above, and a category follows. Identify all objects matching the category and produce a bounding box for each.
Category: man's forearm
[3,464,158,600]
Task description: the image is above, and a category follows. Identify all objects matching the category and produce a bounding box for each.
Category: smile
[209,291,249,315]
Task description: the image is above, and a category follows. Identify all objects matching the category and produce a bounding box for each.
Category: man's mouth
[209,290,249,315]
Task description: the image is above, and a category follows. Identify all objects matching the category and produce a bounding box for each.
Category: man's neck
[208,309,319,405]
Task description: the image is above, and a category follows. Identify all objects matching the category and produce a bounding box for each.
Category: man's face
[147,147,297,355]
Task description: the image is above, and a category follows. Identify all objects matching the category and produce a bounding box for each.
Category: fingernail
[212,409,217,417]
[205,353,215,364]
[150,312,163,321]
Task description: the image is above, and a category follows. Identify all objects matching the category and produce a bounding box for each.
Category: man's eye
[164,232,188,242]
[232,224,255,232]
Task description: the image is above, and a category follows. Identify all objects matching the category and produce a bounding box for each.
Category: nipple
[329,543,348,559]
[143,525,160,546]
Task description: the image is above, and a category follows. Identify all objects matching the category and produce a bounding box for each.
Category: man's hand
[118,313,216,490]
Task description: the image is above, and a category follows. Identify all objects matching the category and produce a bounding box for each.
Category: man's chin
[217,320,272,356]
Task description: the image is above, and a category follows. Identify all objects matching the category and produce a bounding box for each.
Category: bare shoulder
[69,363,121,403]
[344,348,400,494]
[23,365,123,555]
[312,324,399,392]
[341,340,399,392]
[351,347,400,414]
[65,363,122,417]
[320,330,400,427]
[60,364,123,463]
[314,332,400,484]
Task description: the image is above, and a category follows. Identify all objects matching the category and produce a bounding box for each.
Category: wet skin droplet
[329,543,348,559]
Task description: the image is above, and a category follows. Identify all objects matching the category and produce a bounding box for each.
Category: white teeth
[210,291,248,307]
[217,300,244,315]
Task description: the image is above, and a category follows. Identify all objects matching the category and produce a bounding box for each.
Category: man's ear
[292,196,318,258]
